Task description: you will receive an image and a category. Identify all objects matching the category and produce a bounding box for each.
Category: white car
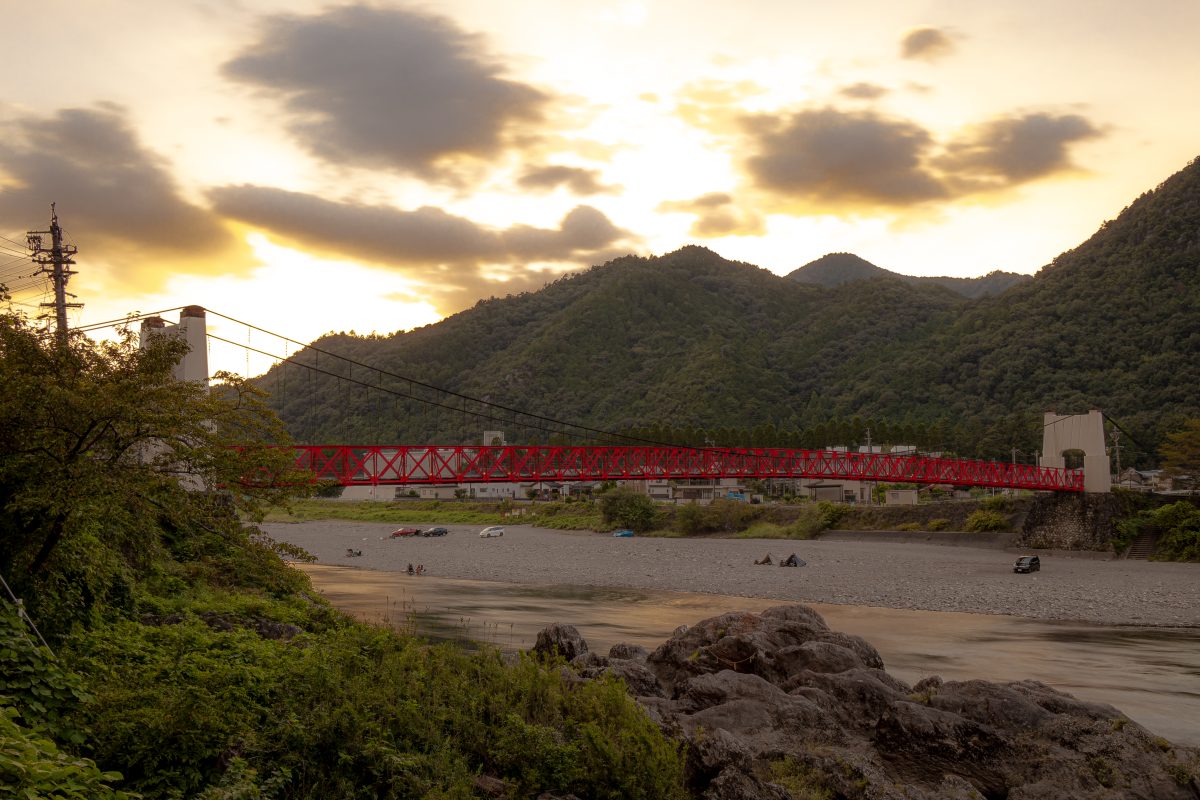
[479,526,505,538]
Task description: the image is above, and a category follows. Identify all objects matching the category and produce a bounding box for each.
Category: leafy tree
[0,311,309,629]
[1159,419,1200,490]
[597,487,657,531]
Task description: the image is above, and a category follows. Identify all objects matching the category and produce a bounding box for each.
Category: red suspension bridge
[293,444,1084,492]
[70,307,1086,494]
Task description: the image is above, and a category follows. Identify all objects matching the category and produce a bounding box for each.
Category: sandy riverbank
[260,521,1200,627]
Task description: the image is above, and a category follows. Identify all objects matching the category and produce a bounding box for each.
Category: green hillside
[262,156,1200,464]
[265,247,961,447]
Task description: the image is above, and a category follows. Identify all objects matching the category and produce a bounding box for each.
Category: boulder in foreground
[544,605,1200,800]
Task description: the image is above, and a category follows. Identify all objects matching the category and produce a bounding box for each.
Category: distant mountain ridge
[263,155,1200,463]
[787,252,1030,298]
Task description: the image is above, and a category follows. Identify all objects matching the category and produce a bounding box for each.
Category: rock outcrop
[538,605,1200,799]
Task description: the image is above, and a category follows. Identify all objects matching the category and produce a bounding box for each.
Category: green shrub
[1117,501,1200,561]
[67,617,688,799]
[312,480,345,498]
[767,756,833,800]
[785,501,844,539]
[0,707,136,800]
[896,522,921,532]
[598,488,659,532]
[0,601,92,746]
[674,503,708,535]
[965,509,1008,532]
[926,518,950,531]
[981,495,1013,512]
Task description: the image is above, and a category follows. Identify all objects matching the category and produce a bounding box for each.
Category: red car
[390,527,421,538]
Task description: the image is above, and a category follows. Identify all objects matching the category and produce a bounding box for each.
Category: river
[298,563,1200,747]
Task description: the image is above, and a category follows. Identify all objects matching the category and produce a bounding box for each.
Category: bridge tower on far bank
[1040,410,1111,493]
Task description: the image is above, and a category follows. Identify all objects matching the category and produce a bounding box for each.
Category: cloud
[937,113,1102,187]
[0,104,236,273]
[222,5,550,177]
[209,184,633,271]
[741,108,947,207]
[900,26,956,61]
[517,165,618,195]
[839,82,889,100]
[719,106,1106,213]
[657,193,766,237]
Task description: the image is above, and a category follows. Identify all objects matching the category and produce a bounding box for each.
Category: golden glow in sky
[2,0,1198,376]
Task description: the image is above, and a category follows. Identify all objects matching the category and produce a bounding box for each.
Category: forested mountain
[788,252,1030,298]
[262,156,1200,465]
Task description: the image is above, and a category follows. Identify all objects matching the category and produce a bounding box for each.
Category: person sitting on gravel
[415,564,425,576]
[780,553,805,567]
[346,548,362,558]
[406,563,415,575]
[754,553,773,565]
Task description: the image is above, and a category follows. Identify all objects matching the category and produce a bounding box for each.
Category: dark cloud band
[208,184,630,268]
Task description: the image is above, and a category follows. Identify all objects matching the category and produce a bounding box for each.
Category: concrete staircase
[1123,529,1159,560]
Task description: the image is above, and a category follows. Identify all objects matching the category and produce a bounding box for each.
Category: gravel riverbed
[261,521,1200,628]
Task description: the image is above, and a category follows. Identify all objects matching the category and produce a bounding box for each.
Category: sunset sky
[3,1,1198,376]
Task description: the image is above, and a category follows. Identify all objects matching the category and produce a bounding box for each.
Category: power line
[206,317,767,455]
[206,332,582,441]
[71,307,188,334]
[1102,412,1153,458]
[204,308,674,448]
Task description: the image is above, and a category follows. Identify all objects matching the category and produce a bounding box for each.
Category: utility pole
[27,204,80,347]
[864,427,873,506]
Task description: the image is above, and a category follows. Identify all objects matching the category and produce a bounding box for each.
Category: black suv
[420,527,449,537]
[1013,555,1041,573]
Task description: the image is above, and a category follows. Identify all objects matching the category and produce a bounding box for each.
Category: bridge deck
[293,445,1084,492]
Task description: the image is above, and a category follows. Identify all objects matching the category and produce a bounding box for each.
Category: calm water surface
[299,564,1200,747]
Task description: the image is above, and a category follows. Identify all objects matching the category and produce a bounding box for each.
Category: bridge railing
[291,445,1084,492]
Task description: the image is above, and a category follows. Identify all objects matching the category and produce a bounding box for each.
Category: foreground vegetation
[0,310,686,799]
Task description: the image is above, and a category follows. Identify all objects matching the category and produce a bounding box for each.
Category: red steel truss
[291,445,1084,492]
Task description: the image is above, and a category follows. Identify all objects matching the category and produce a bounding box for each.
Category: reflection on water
[298,564,1200,747]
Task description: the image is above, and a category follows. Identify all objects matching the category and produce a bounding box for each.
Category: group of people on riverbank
[754,553,806,567]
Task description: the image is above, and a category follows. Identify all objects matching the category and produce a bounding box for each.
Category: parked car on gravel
[479,526,505,538]
[420,527,449,537]
[390,527,421,538]
[1013,555,1041,573]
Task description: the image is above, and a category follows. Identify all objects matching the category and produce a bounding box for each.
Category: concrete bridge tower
[1040,410,1111,493]
[139,305,208,385]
